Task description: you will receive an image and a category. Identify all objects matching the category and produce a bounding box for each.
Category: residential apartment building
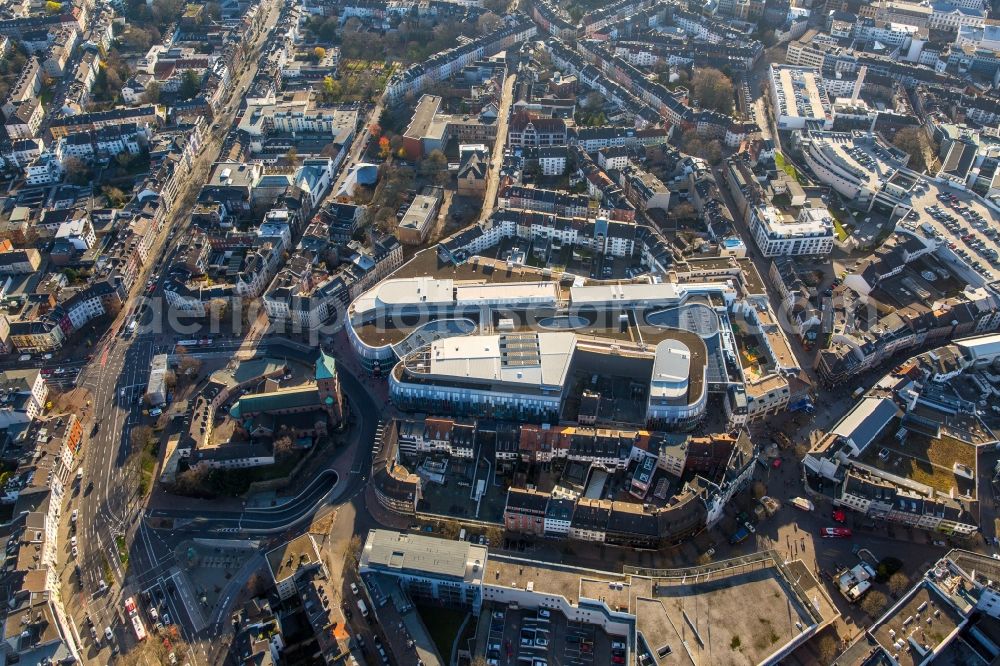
[749,205,835,257]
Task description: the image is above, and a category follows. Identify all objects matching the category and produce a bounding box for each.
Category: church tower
[316,350,344,424]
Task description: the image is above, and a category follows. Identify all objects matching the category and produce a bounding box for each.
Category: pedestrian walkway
[168,567,208,633]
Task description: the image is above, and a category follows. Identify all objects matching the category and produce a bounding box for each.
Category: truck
[357,599,369,618]
[790,497,814,512]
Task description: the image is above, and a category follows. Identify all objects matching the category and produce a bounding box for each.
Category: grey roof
[831,397,901,453]
[360,529,487,584]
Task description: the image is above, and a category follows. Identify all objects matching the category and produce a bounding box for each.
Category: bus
[175,339,213,348]
[124,597,147,641]
[131,615,147,641]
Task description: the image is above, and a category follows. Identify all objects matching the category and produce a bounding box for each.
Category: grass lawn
[101,553,113,582]
[139,447,156,496]
[827,206,853,241]
[416,605,467,661]
[115,534,129,570]
[861,434,975,494]
[775,151,809,185]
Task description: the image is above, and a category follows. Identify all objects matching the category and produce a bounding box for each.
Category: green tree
[204,1,221,22]
[179,69,201,99]
[691,67,735,115]
[141,80,161,105]
[321,75,340,103]
[421,148,449,185]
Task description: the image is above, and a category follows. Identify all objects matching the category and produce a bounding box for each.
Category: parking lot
[482,606,622,666]
[895,177,1000,282]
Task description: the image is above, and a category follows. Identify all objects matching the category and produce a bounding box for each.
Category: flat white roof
[956,333,1000,363]
[649,339,691,399]
[832,397,900,452]
[352,278,560,317]
[376,277,456,307]
[570,281,736,308]
[399,194,440,231]
[755,204,834,239]
[361,529,487,585]
[426,331,576,389]
[770,65,830,121]
[454,281,558,305]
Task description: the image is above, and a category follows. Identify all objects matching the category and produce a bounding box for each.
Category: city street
[59,0,285,660]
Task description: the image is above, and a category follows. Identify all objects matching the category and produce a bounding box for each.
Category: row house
[837,464,977,536]
[385,15,536,101]
[507,113,567,147]
[396,417,477,458]
[503,488,549,535]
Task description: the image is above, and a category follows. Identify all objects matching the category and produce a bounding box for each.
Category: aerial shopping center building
[347,272,756,429]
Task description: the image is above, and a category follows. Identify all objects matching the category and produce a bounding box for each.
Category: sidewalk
[364,486,413,531]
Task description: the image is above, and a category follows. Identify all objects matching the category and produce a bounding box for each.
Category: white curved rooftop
[351,277,559,318]
[649,339,691,400]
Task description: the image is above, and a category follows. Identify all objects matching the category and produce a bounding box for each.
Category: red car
[772,458,782,468]
[832,510,846,524]
[821,527,852,538]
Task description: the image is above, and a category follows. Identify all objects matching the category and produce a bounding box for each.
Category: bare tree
[439,521,460,540]
[273,435,295,461]
[817,633,839,664]
[173,465,212,496]
[691,67,734,115]
[860,590,888,618]
[892,127,928,173]
[345,535,362,573]
[476,12,503,35]
[178,354,203,381]
[888,572,911,596]
[131,425,154,451]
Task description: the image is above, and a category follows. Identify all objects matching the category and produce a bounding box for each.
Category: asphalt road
[130,347,381,664]
[64,0,285,660]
